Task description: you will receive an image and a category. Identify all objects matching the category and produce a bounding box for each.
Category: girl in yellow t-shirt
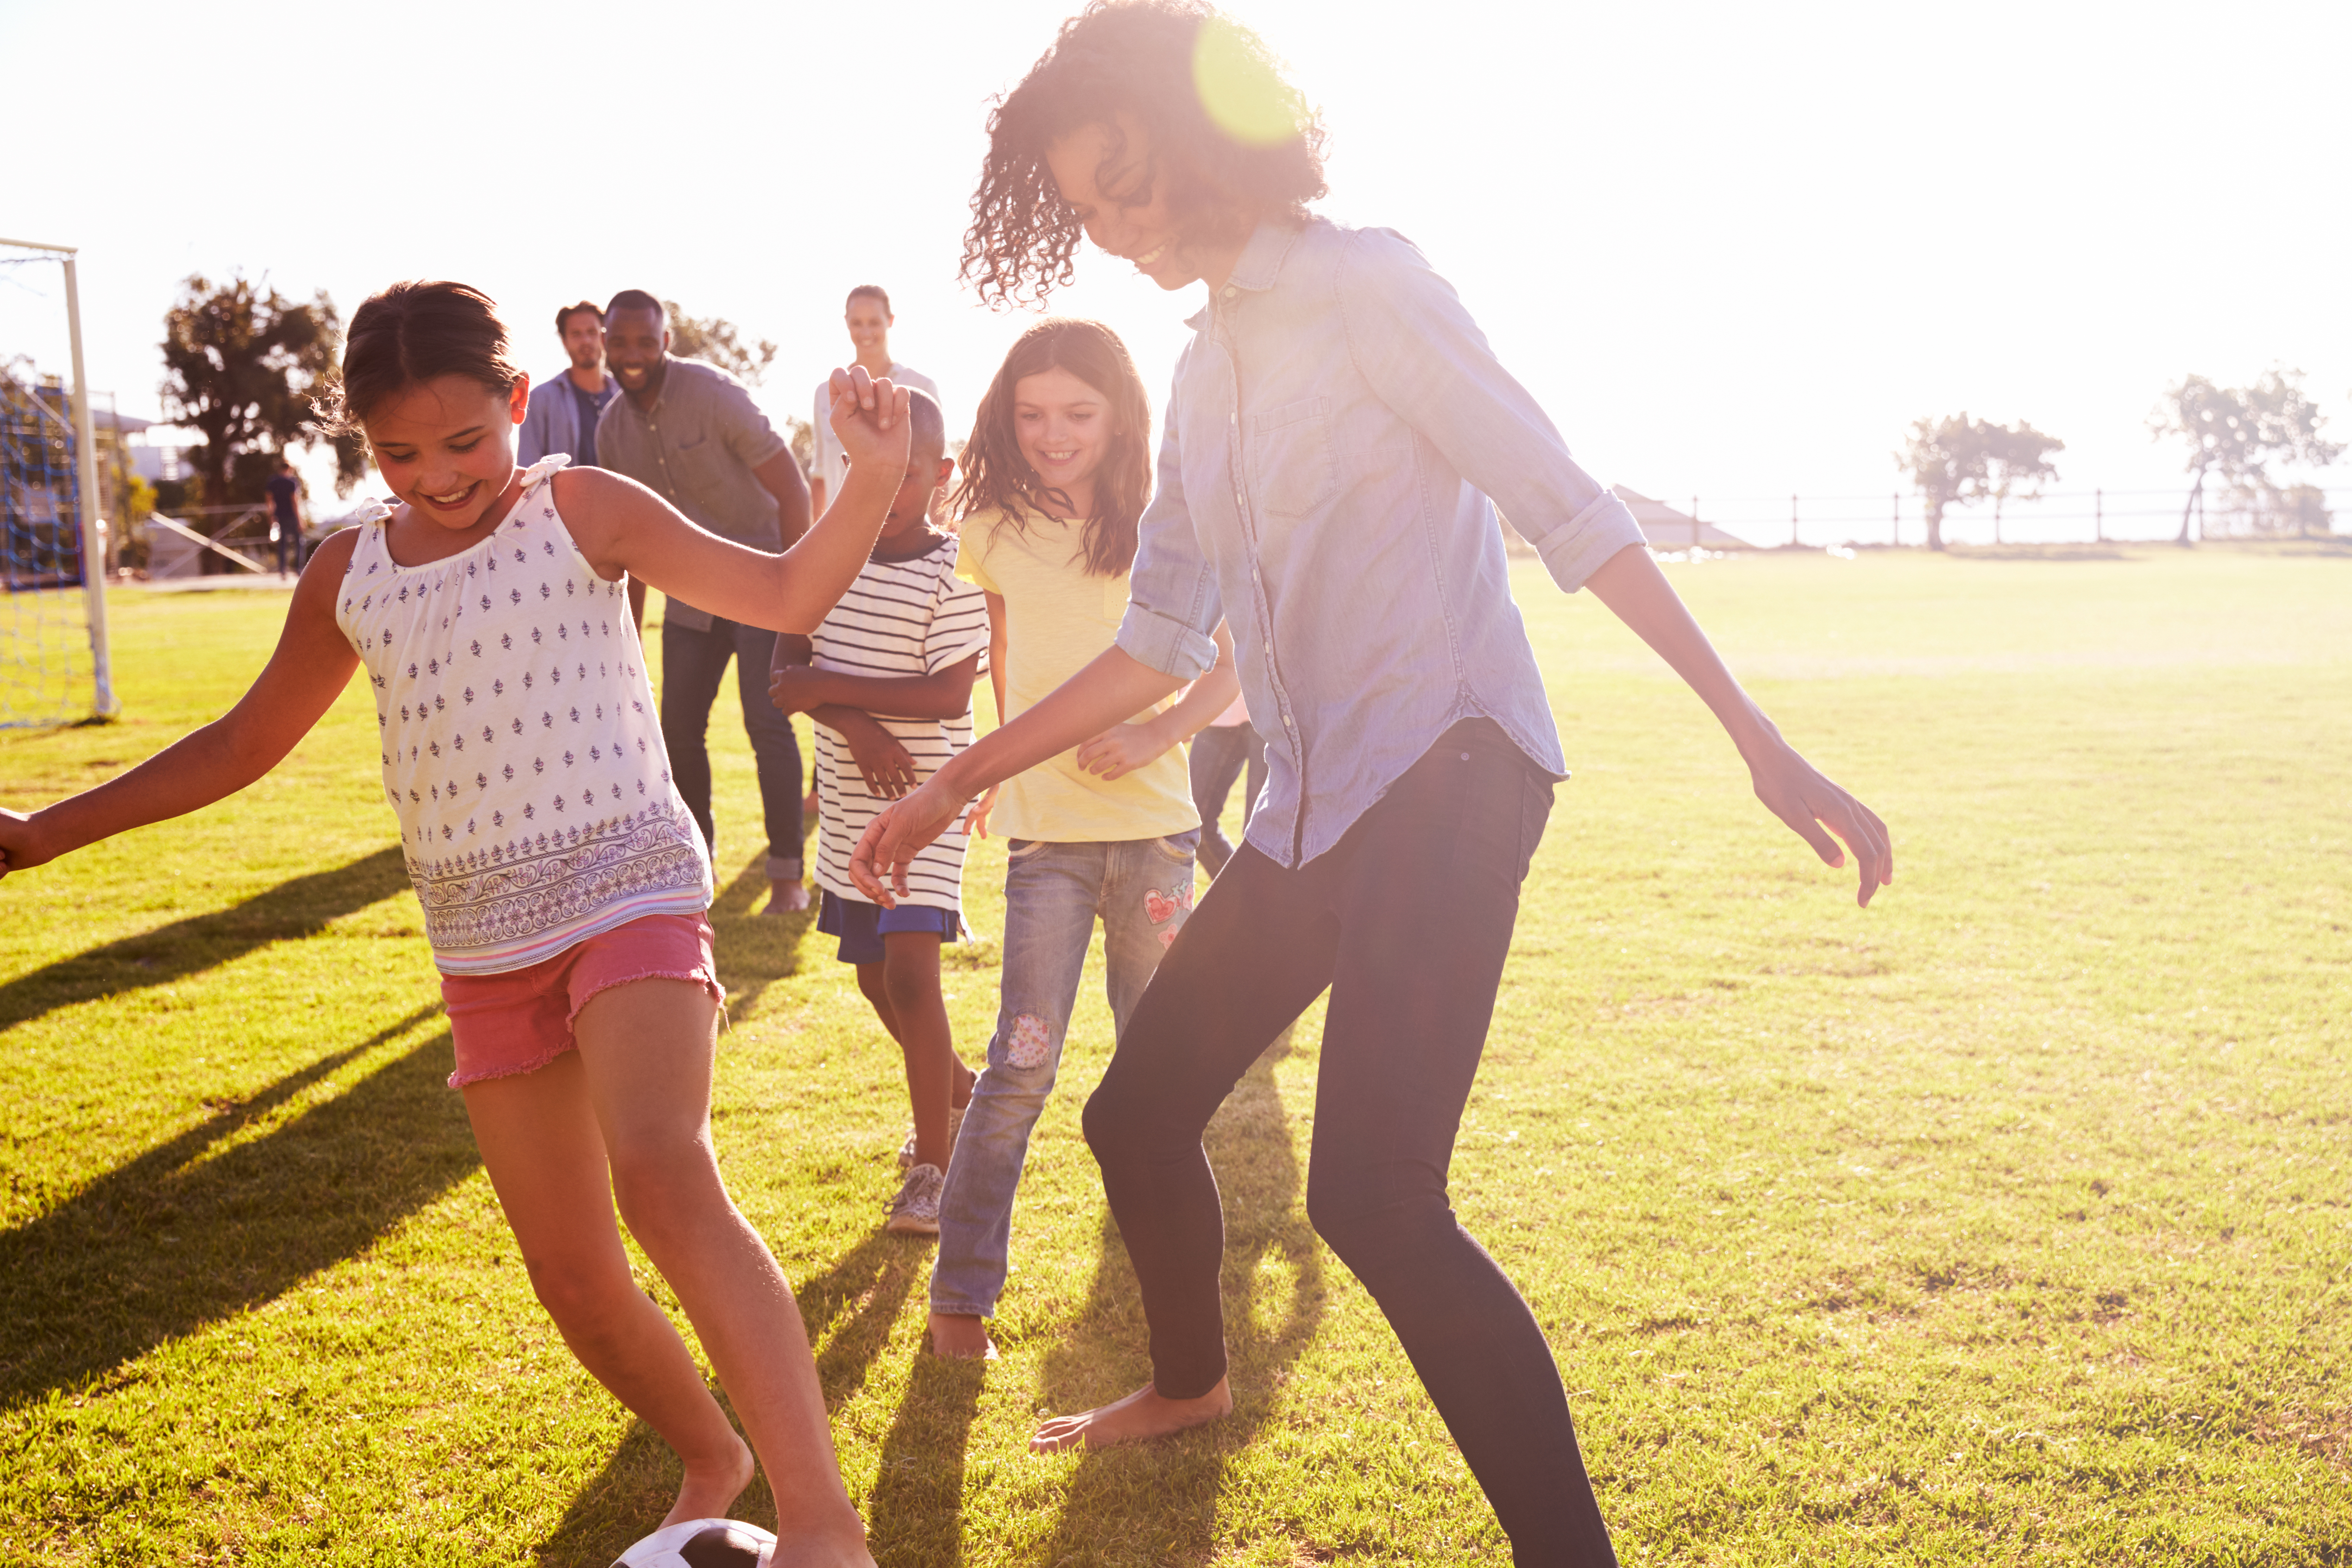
[926,319,1237,1360]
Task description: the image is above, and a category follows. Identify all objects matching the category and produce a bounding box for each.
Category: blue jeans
[660,615,803,881]
[929,829,1200,1317]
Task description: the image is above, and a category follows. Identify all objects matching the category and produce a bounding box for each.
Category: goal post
[1,235,118,724]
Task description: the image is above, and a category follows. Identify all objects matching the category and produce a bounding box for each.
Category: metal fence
[1656,486,2352,551]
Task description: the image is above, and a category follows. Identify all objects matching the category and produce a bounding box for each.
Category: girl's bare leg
[462,1057,754,1527]
[571,979,873,1566]
[877,933,959,1169]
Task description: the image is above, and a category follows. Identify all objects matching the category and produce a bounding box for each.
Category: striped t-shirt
[810,532,991,914]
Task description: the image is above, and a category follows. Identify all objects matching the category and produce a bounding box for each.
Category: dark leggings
[1082,719,1616,1565]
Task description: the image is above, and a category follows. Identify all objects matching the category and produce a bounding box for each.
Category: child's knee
[520,1247,635,1328]
[993,1009,1061,1077]
[607,1136,724,1234]
[880,947,941,1016]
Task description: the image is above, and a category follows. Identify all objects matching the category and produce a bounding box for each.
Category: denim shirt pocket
[1250,396,1335,521]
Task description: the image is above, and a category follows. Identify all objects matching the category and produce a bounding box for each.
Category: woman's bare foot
[929,1311,997,1360]
[764,879,812,915]
[1029,1377,1232,1453]
[660,1429,755,1527]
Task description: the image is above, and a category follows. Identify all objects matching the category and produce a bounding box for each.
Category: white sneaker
[897,1103,966,1169]
[887,1163,945,1236]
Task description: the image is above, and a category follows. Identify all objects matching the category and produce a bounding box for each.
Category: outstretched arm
[0,533,363,876]
[849,646,1182,902]
[1584,543,1893,906]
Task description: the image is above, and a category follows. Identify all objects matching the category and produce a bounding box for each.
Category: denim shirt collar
[1185,217,1305,329]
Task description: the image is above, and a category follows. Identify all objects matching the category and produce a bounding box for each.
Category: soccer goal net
[1,239,115,726]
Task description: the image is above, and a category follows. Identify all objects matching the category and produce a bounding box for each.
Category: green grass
[3,542,2348,1565]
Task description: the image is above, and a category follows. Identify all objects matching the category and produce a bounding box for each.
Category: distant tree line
[1898,368,2340,549]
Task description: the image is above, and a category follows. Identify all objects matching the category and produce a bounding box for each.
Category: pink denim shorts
[439,912,723,1088]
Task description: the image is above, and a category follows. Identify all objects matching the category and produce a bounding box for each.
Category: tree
[1897,413,2064,549]
[783,416,816,477]
[1983,420,2063,546]
[664,301,776,387]
[158,275,366,512]
[2149,368,2340,546]
[1896,414,1986,552]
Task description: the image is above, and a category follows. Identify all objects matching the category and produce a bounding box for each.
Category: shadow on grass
[0,1003,475,1407]
[528,1417,719,1568]
[0,844,411,1033]
[530,1223,935,1568]
[868,1353,988,1567]
[708,853,815,1020]
[1034,1024,1324,1564]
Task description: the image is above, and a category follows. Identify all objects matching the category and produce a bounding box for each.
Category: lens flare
[1193,15,1305,148]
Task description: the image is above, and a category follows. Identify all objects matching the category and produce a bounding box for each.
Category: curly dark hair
[951,318,1152,577]
[963,0,1326,309]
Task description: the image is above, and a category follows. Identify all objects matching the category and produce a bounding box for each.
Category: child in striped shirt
[769,391,988,1234]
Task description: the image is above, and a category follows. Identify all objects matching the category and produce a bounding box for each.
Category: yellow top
[960,505,1201,844]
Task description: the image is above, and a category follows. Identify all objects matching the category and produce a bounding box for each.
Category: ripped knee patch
[1006,1012,1053,1070]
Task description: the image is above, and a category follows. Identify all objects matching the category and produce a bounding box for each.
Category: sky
[4,0,2346,545]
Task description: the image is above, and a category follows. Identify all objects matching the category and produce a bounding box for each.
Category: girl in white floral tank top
[337,453,711,973]
[0,280,921,1561]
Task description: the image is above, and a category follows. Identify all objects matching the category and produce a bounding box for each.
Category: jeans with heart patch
[928,828,1200,1319]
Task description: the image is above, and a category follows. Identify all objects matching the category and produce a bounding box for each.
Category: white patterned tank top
[334,456,712,975]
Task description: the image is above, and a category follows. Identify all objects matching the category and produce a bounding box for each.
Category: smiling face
[1011,365,1118,518]
[1043,113,1251,294]
[604,305,670,398]
[365,374,528,534]
[845,296,892,360]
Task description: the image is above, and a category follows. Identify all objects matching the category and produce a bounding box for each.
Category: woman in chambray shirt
[854,5,1891,1561]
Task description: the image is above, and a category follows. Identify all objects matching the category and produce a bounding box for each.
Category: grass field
[3,542,2347,1565]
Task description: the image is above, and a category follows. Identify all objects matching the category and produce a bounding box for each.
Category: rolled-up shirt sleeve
[1116,376,1224,680]
[1337,228,1645,592]
[717,377,790,470]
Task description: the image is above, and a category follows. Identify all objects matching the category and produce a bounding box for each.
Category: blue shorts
[817,889,961,965]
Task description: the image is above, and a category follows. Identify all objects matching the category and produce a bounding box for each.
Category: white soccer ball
[610,1517,775,1567]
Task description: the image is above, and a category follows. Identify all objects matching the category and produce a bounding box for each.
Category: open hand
[1746,735,1892,907]
[850,777,972,906]
[966,782,1004,840]
[826,365,911,478]
[1074,719,1171,782]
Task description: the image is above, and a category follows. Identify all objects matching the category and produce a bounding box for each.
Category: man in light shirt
[811,286,941,522]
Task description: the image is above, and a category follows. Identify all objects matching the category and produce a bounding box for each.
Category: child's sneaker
[887,1163,946,1236]
[897,1103,966,1170]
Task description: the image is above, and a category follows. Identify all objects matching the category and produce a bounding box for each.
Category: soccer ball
[610,1517,775,1567]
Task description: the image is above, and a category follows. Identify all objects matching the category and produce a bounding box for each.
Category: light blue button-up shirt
[1115,216,1647,868]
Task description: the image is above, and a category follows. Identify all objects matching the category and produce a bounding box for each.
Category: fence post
[2094,488,2102,544]
[1791,493,1799,548]
[1690,497,1700,548]
[1893,491,1900,548]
